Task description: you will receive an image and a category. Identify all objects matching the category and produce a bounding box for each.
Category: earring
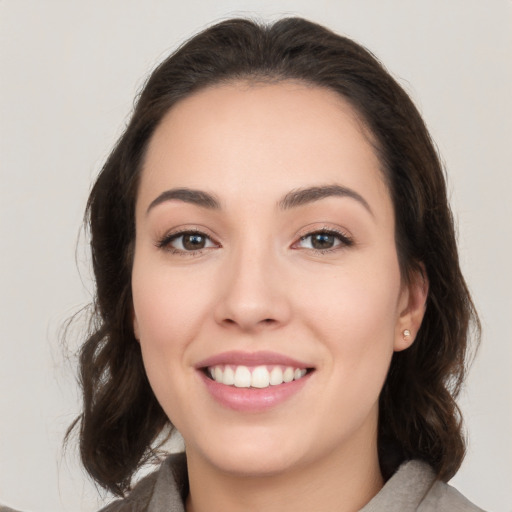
[402,329,411,339]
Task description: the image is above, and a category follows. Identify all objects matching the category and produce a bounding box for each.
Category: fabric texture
[98,453,484,512]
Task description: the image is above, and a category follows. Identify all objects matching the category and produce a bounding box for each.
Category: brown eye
[158,230,217,253]
[295,230,353,252]
[182,233,207,250]
[310,233,336,249]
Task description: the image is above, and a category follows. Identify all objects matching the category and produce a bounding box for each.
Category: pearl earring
[403,329,411,339]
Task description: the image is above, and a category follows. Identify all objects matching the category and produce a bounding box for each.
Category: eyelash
[156,229,219,256]
[294,228,354,254]
[156,228,354,256]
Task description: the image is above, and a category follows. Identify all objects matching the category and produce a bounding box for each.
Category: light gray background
[1,1,511,511]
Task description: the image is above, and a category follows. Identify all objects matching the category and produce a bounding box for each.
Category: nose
[213,242,292,333]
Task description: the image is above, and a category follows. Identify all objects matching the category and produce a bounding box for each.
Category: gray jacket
[98,452,485,512]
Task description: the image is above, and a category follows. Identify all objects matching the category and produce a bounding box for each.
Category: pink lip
[198,370,312,412]
[195,351,314,413]
[195,350,311,369]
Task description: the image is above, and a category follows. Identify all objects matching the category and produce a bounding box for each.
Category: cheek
[298,253,402,374]
[305,256,400,321]
[131,261,210,425]
[132,278,180,353]
[131,255,212,388]
[132,252,210,341]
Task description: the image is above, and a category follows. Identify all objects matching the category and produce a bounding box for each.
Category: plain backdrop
[1,1,511,511]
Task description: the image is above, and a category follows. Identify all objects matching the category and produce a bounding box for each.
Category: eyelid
[154,224,353,255]
[155,226,221,254]
[291,226,354,252]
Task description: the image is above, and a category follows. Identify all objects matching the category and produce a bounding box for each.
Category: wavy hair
[68,17,480,496]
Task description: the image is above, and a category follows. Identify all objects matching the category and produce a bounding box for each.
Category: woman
[71,17,482,511]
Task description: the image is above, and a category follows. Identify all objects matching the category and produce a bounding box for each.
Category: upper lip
[195,350,313,369]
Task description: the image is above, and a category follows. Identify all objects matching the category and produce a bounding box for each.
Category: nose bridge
[214,232,290,331]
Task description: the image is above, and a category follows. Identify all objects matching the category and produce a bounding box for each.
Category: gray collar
[147,455,436,512]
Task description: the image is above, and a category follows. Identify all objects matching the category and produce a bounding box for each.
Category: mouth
[203,364,313,389]
[195,351,315,411]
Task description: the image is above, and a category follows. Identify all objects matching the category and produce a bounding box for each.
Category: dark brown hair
[69,17,480,496]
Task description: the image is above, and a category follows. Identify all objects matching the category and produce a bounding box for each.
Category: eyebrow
[278,185,373,216]
[146,184,373,217]
[146,188,221,214]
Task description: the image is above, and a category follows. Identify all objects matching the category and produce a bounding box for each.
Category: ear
[394,265,428,352]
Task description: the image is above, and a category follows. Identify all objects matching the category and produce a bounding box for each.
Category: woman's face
[132,82,424,477]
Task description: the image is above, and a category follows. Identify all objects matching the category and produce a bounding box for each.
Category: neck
[185,437,383,512]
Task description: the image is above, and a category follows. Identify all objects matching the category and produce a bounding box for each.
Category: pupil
[312,234,334,249]
[183,234,205,250]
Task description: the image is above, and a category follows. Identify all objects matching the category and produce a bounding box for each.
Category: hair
[68,17,480,496]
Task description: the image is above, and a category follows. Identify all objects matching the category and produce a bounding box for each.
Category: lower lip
[199,371,312,412]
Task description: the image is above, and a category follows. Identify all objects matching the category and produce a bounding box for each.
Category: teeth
[234,366,251,388]
[208,365,308,388]
[222,366,235,385]
[269,366,283,385]
[294,368,306,380]
[251,366,270,388]
[283,367,294,383]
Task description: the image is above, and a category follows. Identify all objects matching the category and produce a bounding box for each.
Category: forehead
[138,81,390,217]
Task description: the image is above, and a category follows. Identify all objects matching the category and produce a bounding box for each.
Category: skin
[132,82,427,512]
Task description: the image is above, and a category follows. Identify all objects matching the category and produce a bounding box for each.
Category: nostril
[222,317,277,328]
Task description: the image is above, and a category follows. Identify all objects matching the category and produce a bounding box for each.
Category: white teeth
[208,364,309,388]
[283,367,294,383]
[269,366,283,385]
[222,366,235,385]
[294,368,307,380]
[233,366,252,388]
[251,366,270,388]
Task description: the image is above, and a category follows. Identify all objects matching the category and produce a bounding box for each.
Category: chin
[205,446,299,477]
[186,423,306,477]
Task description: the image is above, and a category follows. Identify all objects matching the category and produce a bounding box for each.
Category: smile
[207,365,309,388]
[196,351,315,411]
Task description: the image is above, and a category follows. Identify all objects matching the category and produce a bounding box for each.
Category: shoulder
[98,471,159,512]
[99,453,188,512]
[420,478,485,512]
[360,460,485,512]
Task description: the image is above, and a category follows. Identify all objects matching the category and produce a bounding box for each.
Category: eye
[157,230,218,253]
[295,229,353,252]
